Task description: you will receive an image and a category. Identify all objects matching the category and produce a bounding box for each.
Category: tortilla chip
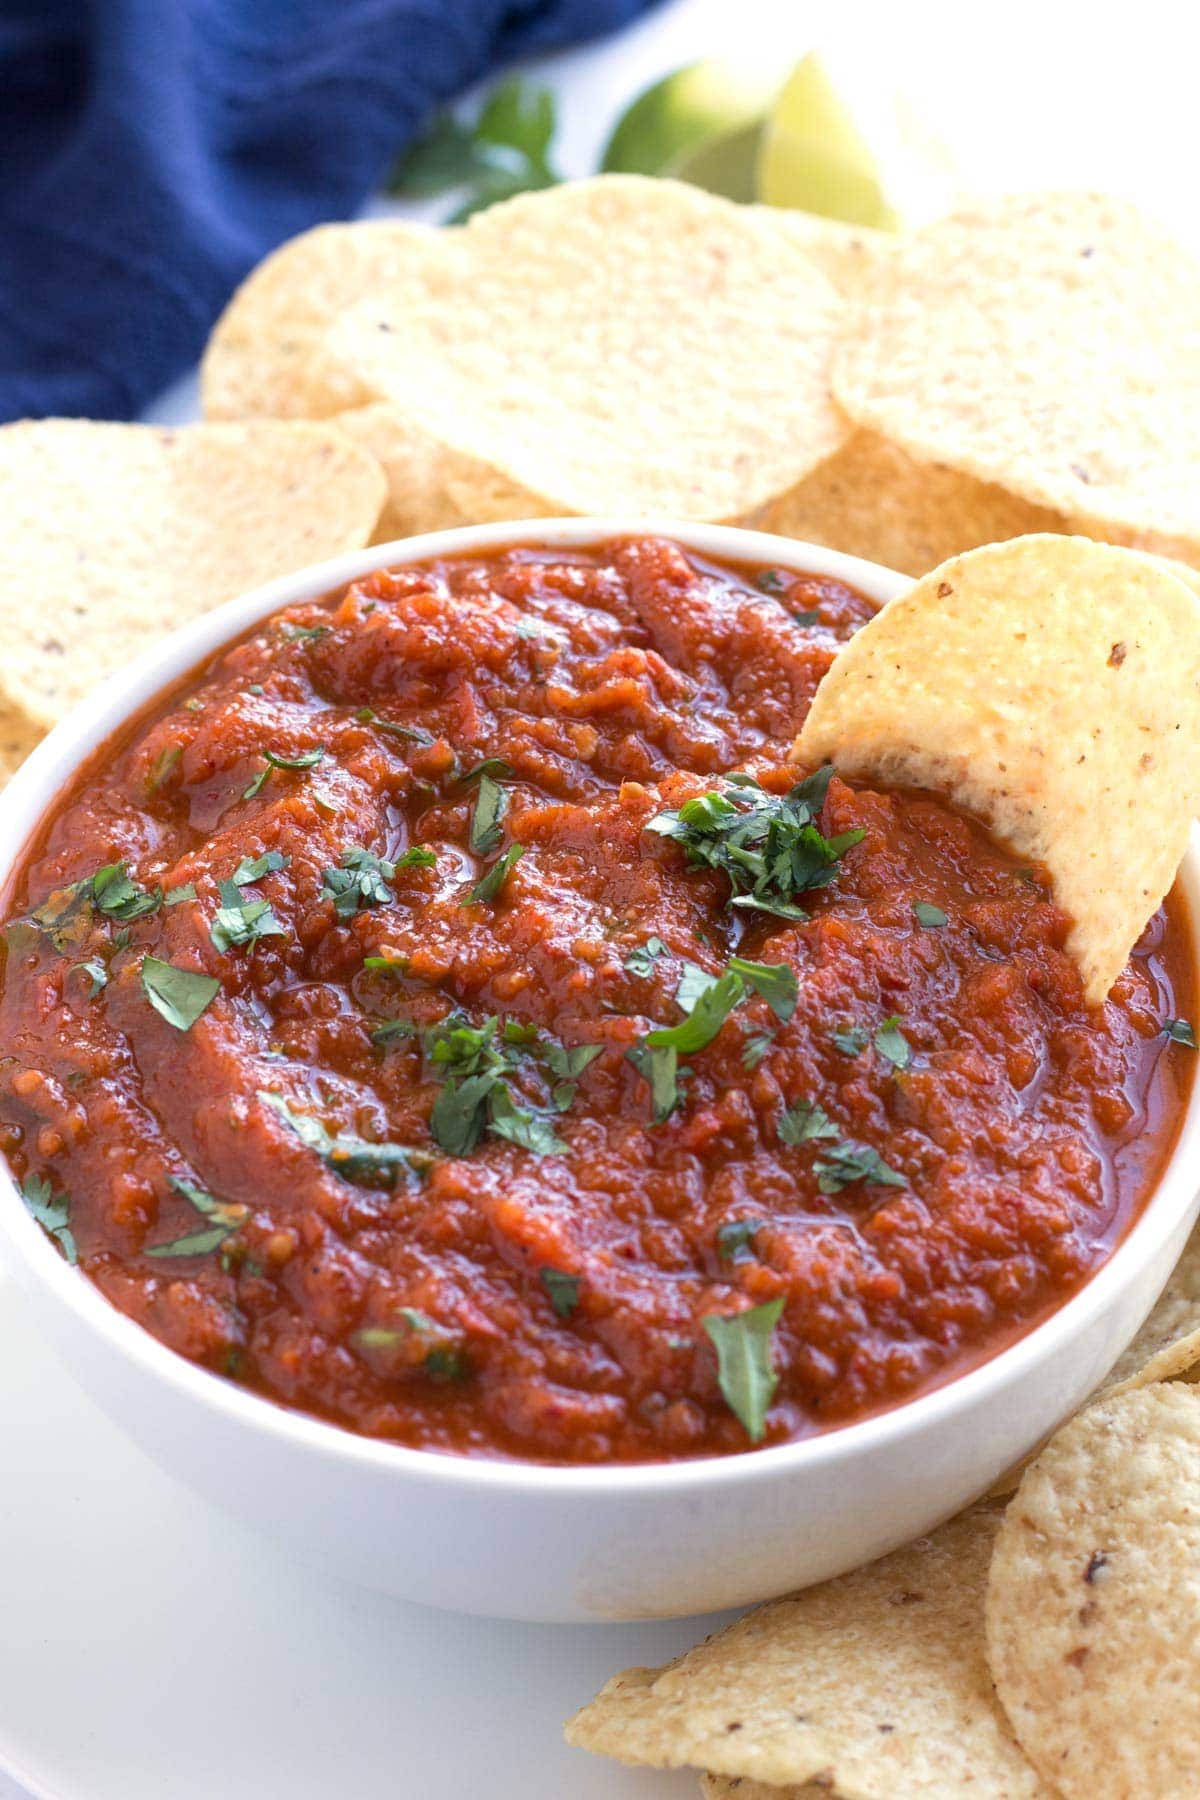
[316,175,852,522]
[986,1383,1200,1798]
[565,1504,1044,1796]
[333,405,469,542]
[200,219,443,421]
[744,214,1060,577]
[0,419,385,734]
[751,208,898,295]
[332,403,554,544]
[833,192,1200,566]
[1099,1222,1200,1396]
[757,429,1065,577]
[794,535,1200,1003]
[0,712,42,788]
[700,1779,837,1799]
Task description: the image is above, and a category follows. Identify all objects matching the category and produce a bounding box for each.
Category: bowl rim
[1,512,1198,1498]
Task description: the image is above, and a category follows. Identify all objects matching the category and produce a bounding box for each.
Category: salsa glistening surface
[0,538,1192,1463]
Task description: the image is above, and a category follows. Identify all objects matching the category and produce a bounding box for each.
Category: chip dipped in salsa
[0,537,1193,1464]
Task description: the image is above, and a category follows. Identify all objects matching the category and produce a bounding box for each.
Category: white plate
[0,1272,729,1799]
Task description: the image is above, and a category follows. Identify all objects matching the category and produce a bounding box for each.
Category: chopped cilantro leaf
[363,953,406,976]
[488,1085,566,1156]
[31,860,163,942]
[716,1219,759,1264]
[146,1177,247,1259]
[370,1018,415,1048]
[71,956,108,997]
[1163,1017,1197,1048]
[779,1100,839,1145]
[625,1041,679,1125]
[539,1267,581,1317]
[355,706,434,747]
[728,956,798,1023]
[243,746,325,801]
[91,862,163,922]
[259,1091,426,1187]
[913,901,948,928]
[281,623,330,643]
[164,882,196,906]
[704,1297,784,1442]
[469,771,509,855]
[646,969,744,1055]
[541,1041,602,1080]
[630,959,778,1119]
[356,1309,467,1381]
[874,1015,912,1070]
[813,1141,907,1196]
[832,1024,869,1056]
[233,851,288,886]
[320,846,396,918]
[467,843,523,905]
[146,744,181,793]
[754,569,788,594]
[210,878,288,955]
[429,1070,496,1156]
[20,1173,76,1263]
[742,1030,774,1070]
[459,758,515,784]
[624,936,667,978]
[674,960,719,1012]
[422,1012,581,1157]
[140,957,220,1031]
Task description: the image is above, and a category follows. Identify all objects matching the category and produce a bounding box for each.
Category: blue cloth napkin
[0,0,656,423]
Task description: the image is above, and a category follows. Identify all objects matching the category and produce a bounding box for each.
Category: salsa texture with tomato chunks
[0,537,1193,1463]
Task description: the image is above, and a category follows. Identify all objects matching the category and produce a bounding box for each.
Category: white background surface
[8,0,1200,1794]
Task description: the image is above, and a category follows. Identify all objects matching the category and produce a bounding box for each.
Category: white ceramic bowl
[1,518,1198,1624]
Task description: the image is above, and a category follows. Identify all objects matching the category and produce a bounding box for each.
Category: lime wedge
[602,60,775,182]
[669,121,763,203]
[757,52,899,229]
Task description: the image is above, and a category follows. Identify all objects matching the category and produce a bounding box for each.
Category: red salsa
[0,538,1193,1462]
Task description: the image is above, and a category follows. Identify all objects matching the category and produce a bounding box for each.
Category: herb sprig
[388,77,562,222]
[646,765,862,922]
